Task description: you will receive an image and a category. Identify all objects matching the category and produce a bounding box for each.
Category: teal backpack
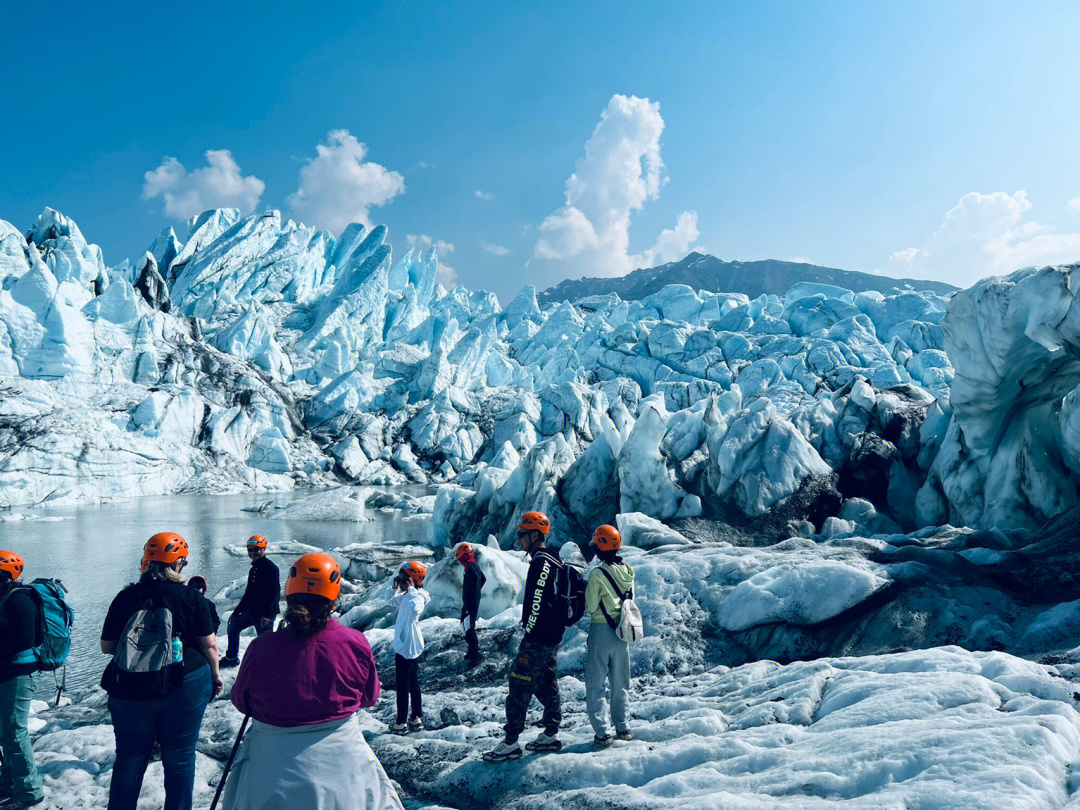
[2,578,74,672]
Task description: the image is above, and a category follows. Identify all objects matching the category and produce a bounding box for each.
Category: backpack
[598,567,644,643]
[101,590,183,700]
[1,578,74,672]
[538,550,587,628]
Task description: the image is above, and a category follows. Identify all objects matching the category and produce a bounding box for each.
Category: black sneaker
[594,734,614,747]
[615,730,634,741]
[219,655,240,668]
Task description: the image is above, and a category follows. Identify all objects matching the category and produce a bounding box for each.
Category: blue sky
[3,1,1080,302]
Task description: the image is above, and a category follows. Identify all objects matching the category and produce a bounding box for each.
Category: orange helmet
[591,525,622,552]
[518,511,551,535]
[285,553,342,601]
[455,543,474,562]
[141,532,190,571]
[0,550,25,581]
[247,535,268,549]
[400,561,427,587]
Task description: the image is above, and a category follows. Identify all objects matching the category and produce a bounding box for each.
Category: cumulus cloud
[287,130,404,235]
[475,190,493,200]
[143,150,264,220]
[886,191,1080,288]
[481,241,511,256]
[531,94,700,281]
[1069,196,1080,212]
[406,234,457,287]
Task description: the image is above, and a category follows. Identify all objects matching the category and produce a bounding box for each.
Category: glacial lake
[0,488,431,696]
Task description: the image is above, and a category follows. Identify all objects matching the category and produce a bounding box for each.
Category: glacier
[0,204,976,541]
[11,205,1080,809]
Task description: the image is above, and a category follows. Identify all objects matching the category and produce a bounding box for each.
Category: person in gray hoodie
[584,525,635,747]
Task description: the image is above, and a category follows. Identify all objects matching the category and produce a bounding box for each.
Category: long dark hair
[284,593,334,638]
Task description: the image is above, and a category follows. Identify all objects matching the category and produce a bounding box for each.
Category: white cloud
[287,129,404,236]
[406,234,457,287]
[1069,196,1080,212]
[481,241,511,257]
[474,190,493,200]
[886,191,1080,288]
[143,150,264,220]
[638,211,700,268]
[531,94,699,280]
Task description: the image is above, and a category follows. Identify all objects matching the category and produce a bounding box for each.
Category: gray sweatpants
[585,622,630,737]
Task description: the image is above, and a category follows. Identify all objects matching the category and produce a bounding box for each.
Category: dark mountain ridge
[538,252,957,305]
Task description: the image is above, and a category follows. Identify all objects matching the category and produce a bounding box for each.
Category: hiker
[391,562,430,733]
[0,550,43,809]
[100,532,223,810]
[187,576,221,634]
[585,525,635,746]
[456,543,486,665]
[221,535,280,668]
[222,553,403,810]
[484,511,568,762]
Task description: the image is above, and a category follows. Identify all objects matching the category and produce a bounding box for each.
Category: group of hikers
[0,509,642,809]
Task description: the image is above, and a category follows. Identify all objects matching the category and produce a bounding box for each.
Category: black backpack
[537,550,587,628]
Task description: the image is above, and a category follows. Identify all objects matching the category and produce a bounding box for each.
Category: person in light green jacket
[584,525,634,747]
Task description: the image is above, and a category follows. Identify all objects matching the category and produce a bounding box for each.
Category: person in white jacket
[390,562,430,733]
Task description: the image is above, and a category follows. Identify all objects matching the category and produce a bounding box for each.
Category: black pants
[464,615,480,660]
[395,654,422,723]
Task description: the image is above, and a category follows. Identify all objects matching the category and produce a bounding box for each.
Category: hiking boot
[594,734,614,747]
[219,655,240,668]
[616,730,634,741]
[525,732,562,752]
[409,717,424,731]
[482,739,523,762]
[393,722,409,734]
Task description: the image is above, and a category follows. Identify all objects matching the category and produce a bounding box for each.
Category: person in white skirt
[223,552,403,810]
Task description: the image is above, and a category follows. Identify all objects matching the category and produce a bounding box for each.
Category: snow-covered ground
[20,506,1080,809]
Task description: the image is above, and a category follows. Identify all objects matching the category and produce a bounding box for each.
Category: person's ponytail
[283,594,334,638]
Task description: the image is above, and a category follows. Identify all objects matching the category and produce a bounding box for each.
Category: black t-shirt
[102,580,214,674]
[0,584,41,683]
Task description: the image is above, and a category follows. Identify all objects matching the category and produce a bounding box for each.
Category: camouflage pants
[505,640,561,741]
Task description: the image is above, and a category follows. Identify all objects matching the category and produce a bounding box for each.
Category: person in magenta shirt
[222,553,403,810]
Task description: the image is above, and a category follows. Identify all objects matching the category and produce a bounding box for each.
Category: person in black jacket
[455,543,486,665]
[187,576,221,635]
[484,511,567,762]
[0,550,44,809]
[220,535,280,668]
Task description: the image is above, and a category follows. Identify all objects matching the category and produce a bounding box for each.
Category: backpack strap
[599,567,629,602]
[598,600,619,631]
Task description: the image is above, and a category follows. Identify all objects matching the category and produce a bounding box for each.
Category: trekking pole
[209,713,250,810]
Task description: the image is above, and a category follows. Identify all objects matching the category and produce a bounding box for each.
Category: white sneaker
[393,722,408,734]
[409,717,423,730]
[483,739,523,762]
[525,732,563,752]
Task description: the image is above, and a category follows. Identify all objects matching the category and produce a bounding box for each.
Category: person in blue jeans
[0,549,44,809]
[100,533,224,810]
[220,535,280,668]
